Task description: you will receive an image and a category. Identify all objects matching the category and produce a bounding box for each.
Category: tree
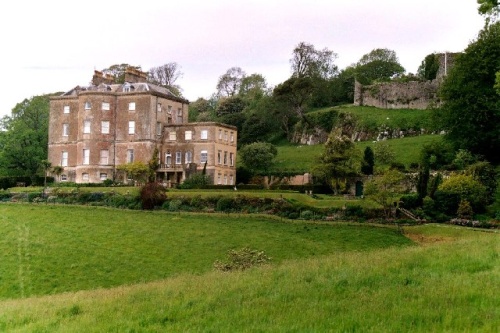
[417,53,440,80]
[312,129,359,194]
[477,0,499,22]
[148,147,160,182]
[148,62,183,96]
[140,182,167,210]
[0,95,50,181]
[273,76,314,120]
[434,174,488,215]
[239,142,278,174]
[239,73,268,100]
[361,146,374,175]
[216,67,246,97]
[439,22,500,164]
[354,48,405,84]
[101,64,142,84]
[116,162,149,184]
[364,169,406,218]
[374,141,395,166]
[215,96,246,117]
[290,42,338,79]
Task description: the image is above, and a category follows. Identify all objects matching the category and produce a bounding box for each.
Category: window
[230,152,234,166]
[128,121,135,134]
[219,129,222,140]
[224,131,228,141]
[167,105,172,114]
[200,130,208,140]
[83,120,91,134]
[156,122,162,136]
[200,150,208,163]
[83,149,90,165]
[230,132,234,142]
[217,150,222,165]
[165,151,172,165]
[224,174,228,185]
[61,174,67,181]
[82,173,89,182]
[63,105,70,114]
[127,149,134,163]
[62,123,69,137]
[129,102,136,111]
[61,151,68,167]
[176,108,183,123]
[101,121,110,134]
[84,102,91,110]
[230,175,234,185]
[224,151,228,165]
[157,103,162,112]
[100,173,108,181]
[169,131,176,141]
[175,151,182,164]
[100,149,109,165]
[185,131,192,140]
[102,102,110,111]
[217,173,221,185]
[185,151,192,164]
[123,84,131,92]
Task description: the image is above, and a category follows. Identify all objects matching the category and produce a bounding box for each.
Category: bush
[435,174,488,215]
[214,248,271,272]
[400,194,421,209]
[140,182,167,210]
[216,197,234,213]
[300,210,314,220]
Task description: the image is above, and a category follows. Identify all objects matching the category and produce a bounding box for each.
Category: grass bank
[0,224,497,332]
[0,204,408,300]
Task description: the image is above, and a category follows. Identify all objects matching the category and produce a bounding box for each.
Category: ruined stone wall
[354,79,440,110]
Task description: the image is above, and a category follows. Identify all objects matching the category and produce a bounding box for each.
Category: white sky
[0,0,485,118]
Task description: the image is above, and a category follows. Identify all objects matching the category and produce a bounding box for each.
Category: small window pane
[101,121,110,134]
[63,106,70,114]
[102,102,110,111]
[128,121,135,134]
[129,102,136,111]
[200,130,208,140]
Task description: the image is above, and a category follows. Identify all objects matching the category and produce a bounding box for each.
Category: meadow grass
[0,204,407,300]
[272,134,443,172]
[0,224,497,332]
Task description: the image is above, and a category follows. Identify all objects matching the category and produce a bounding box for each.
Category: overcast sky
[0,0,485,118]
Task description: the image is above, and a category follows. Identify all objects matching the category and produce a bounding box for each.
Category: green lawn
[0,222,498,332]
[271,134,443,173]
[0,204,408,300]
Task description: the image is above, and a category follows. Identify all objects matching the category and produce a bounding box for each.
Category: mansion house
[48,68,237,186]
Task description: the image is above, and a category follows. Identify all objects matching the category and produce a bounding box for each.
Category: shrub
[400,194,421,209]
[140,182,167,210]
[216,197,234,213]
[300,210,314,220]
[344,205,364,218]
[435,174,488,215]
[457,199,474,219]
[214,248,271,272]
[167,199,183,212]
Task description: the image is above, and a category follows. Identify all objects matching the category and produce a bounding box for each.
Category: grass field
[0,204,407,300]
[271,134,443,173]
[0,216,498,332]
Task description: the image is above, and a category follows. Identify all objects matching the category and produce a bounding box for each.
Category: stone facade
[48,69,237,186]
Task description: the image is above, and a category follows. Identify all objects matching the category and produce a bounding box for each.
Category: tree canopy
[0,95,50,180]
[290,42,338,79]
[354,48,405,84]
[439,22,500,164]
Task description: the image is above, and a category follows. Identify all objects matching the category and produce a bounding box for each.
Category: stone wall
[354,79,440,110]
[354,52,460,110]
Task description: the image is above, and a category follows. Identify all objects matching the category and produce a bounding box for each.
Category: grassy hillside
[1,224,498,332]
[0,204,409,300]
[271,134,443,173]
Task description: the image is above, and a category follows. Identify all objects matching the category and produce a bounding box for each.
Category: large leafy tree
[354,48,405,84]
[239,142,278,174]
[0,95,50,180]
[439,22,500,164]
[312,128,359,194]
[417,53,440,80]
[273,76,314,120]
[290,42,338,79]
[478,0,499,22]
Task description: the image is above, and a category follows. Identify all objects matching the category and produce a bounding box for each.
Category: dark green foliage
[140,182,167,210]
[178,173,211,189]
[465,161,498,201]
[439,22,500,164]
[434,174,488,215]
[417,54,440,80]
[216,197,234,212]
[400,194,421,210]
[354,48,405,85]
[0,95,50,181]
[239,142,278,173]
[361,147,374,175]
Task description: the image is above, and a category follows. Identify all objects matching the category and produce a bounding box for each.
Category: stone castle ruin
[354,53,459,109]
